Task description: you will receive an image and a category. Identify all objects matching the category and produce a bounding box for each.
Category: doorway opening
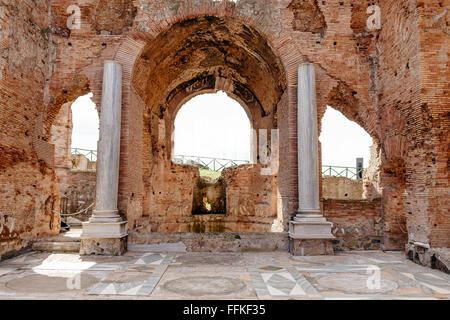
[172,91,252,181]
[320,106,373,199]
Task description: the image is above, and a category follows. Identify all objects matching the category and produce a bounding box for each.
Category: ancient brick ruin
[0,0,448,270]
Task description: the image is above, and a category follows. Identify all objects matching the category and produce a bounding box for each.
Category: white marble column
[81,61,127,246]
[289,63,334,241]
[91,61,122,223]
[297,63,321,215]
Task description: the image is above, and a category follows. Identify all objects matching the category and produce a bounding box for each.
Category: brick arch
[113,10,295,232]
[319,80,409,251]
[108,2,317,123]
[132,19,286,114]
[42,75,91,141]
[111,3,299,123]
[324,81,377,138]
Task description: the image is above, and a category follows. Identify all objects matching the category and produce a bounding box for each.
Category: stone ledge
[288,233,335,240]
[33,241,80,253]
[128,232,290,252]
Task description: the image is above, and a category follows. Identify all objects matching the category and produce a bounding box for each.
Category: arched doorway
[126,16,288,233]
[50,93,99,227]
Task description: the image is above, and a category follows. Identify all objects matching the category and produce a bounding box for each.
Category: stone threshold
[128,232,290,253]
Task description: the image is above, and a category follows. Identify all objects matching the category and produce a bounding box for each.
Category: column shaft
[289,63,334,251]
[297,63,321,214]
[90,61,122,223]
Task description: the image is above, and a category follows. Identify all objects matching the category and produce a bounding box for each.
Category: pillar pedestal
[289,214,334,239]
[81,60,127,256]
[80,236,127,256]
[289,214,335,256]
[289,63,334,256]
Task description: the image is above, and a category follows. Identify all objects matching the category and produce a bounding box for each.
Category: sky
[70,92,373,168]
[319,107,372,168]
[173,92,251,161]
[71,93,99,151]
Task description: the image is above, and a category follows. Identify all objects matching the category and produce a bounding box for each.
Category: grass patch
[203,198,212,211]
[199,169,221,180]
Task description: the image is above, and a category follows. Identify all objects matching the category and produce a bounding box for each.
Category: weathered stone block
[289,239,334,256]
[80,237,127,256]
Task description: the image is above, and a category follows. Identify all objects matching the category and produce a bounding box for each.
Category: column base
[80,236,127,256]
[81,221,128,256]
[82,220,127,238]
[289,214,335,239]
[89,210,122,223]
[289,239,334,256]
[289,214,335,256]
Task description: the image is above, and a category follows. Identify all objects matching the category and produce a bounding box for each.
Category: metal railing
[58,196,94,226]
[173,155,250,172]
[69,150,364,179]
[71,148,97,162]
[322,165,364,180]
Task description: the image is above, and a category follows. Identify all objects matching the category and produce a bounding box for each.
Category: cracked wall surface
[288,0,327,34]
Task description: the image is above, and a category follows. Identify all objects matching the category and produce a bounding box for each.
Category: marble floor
[0,250,448,300]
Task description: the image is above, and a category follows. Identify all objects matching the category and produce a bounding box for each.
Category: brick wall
[375,0,449,249]
[415,0,450,248]
[42,0,378,233]
[57,169,96,221]
[323,198,383,251]
[0,0,61,261]
[44,0,450,251]
[322,177,364,199]
[50,101,72,169]
[375,0,420,250]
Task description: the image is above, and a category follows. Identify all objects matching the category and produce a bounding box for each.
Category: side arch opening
[50,93,99,226]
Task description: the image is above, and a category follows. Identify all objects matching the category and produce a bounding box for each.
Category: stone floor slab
[152,267,256,299]
[249,266,320,299]
[88,265,167,297]
[0,250,447,300]
[0,269,15,277]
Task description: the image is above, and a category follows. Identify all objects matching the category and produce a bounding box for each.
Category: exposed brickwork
[323,198,383,251]
[288,0,327,34]
[415,0,449,249]
[0,0,60,260]
[322,177,364,200]
[138,164,279,233]
[375,0,449,250]
[50,102,72,169]
[90,0,137,35]
[58,168,96,221]
[362,142,382,199]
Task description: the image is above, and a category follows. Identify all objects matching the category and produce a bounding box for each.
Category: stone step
[32,228,82,253]
[39,228,82,243]
[32,241,81,253]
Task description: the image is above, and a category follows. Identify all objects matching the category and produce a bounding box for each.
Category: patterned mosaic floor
[0,251,448,300]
